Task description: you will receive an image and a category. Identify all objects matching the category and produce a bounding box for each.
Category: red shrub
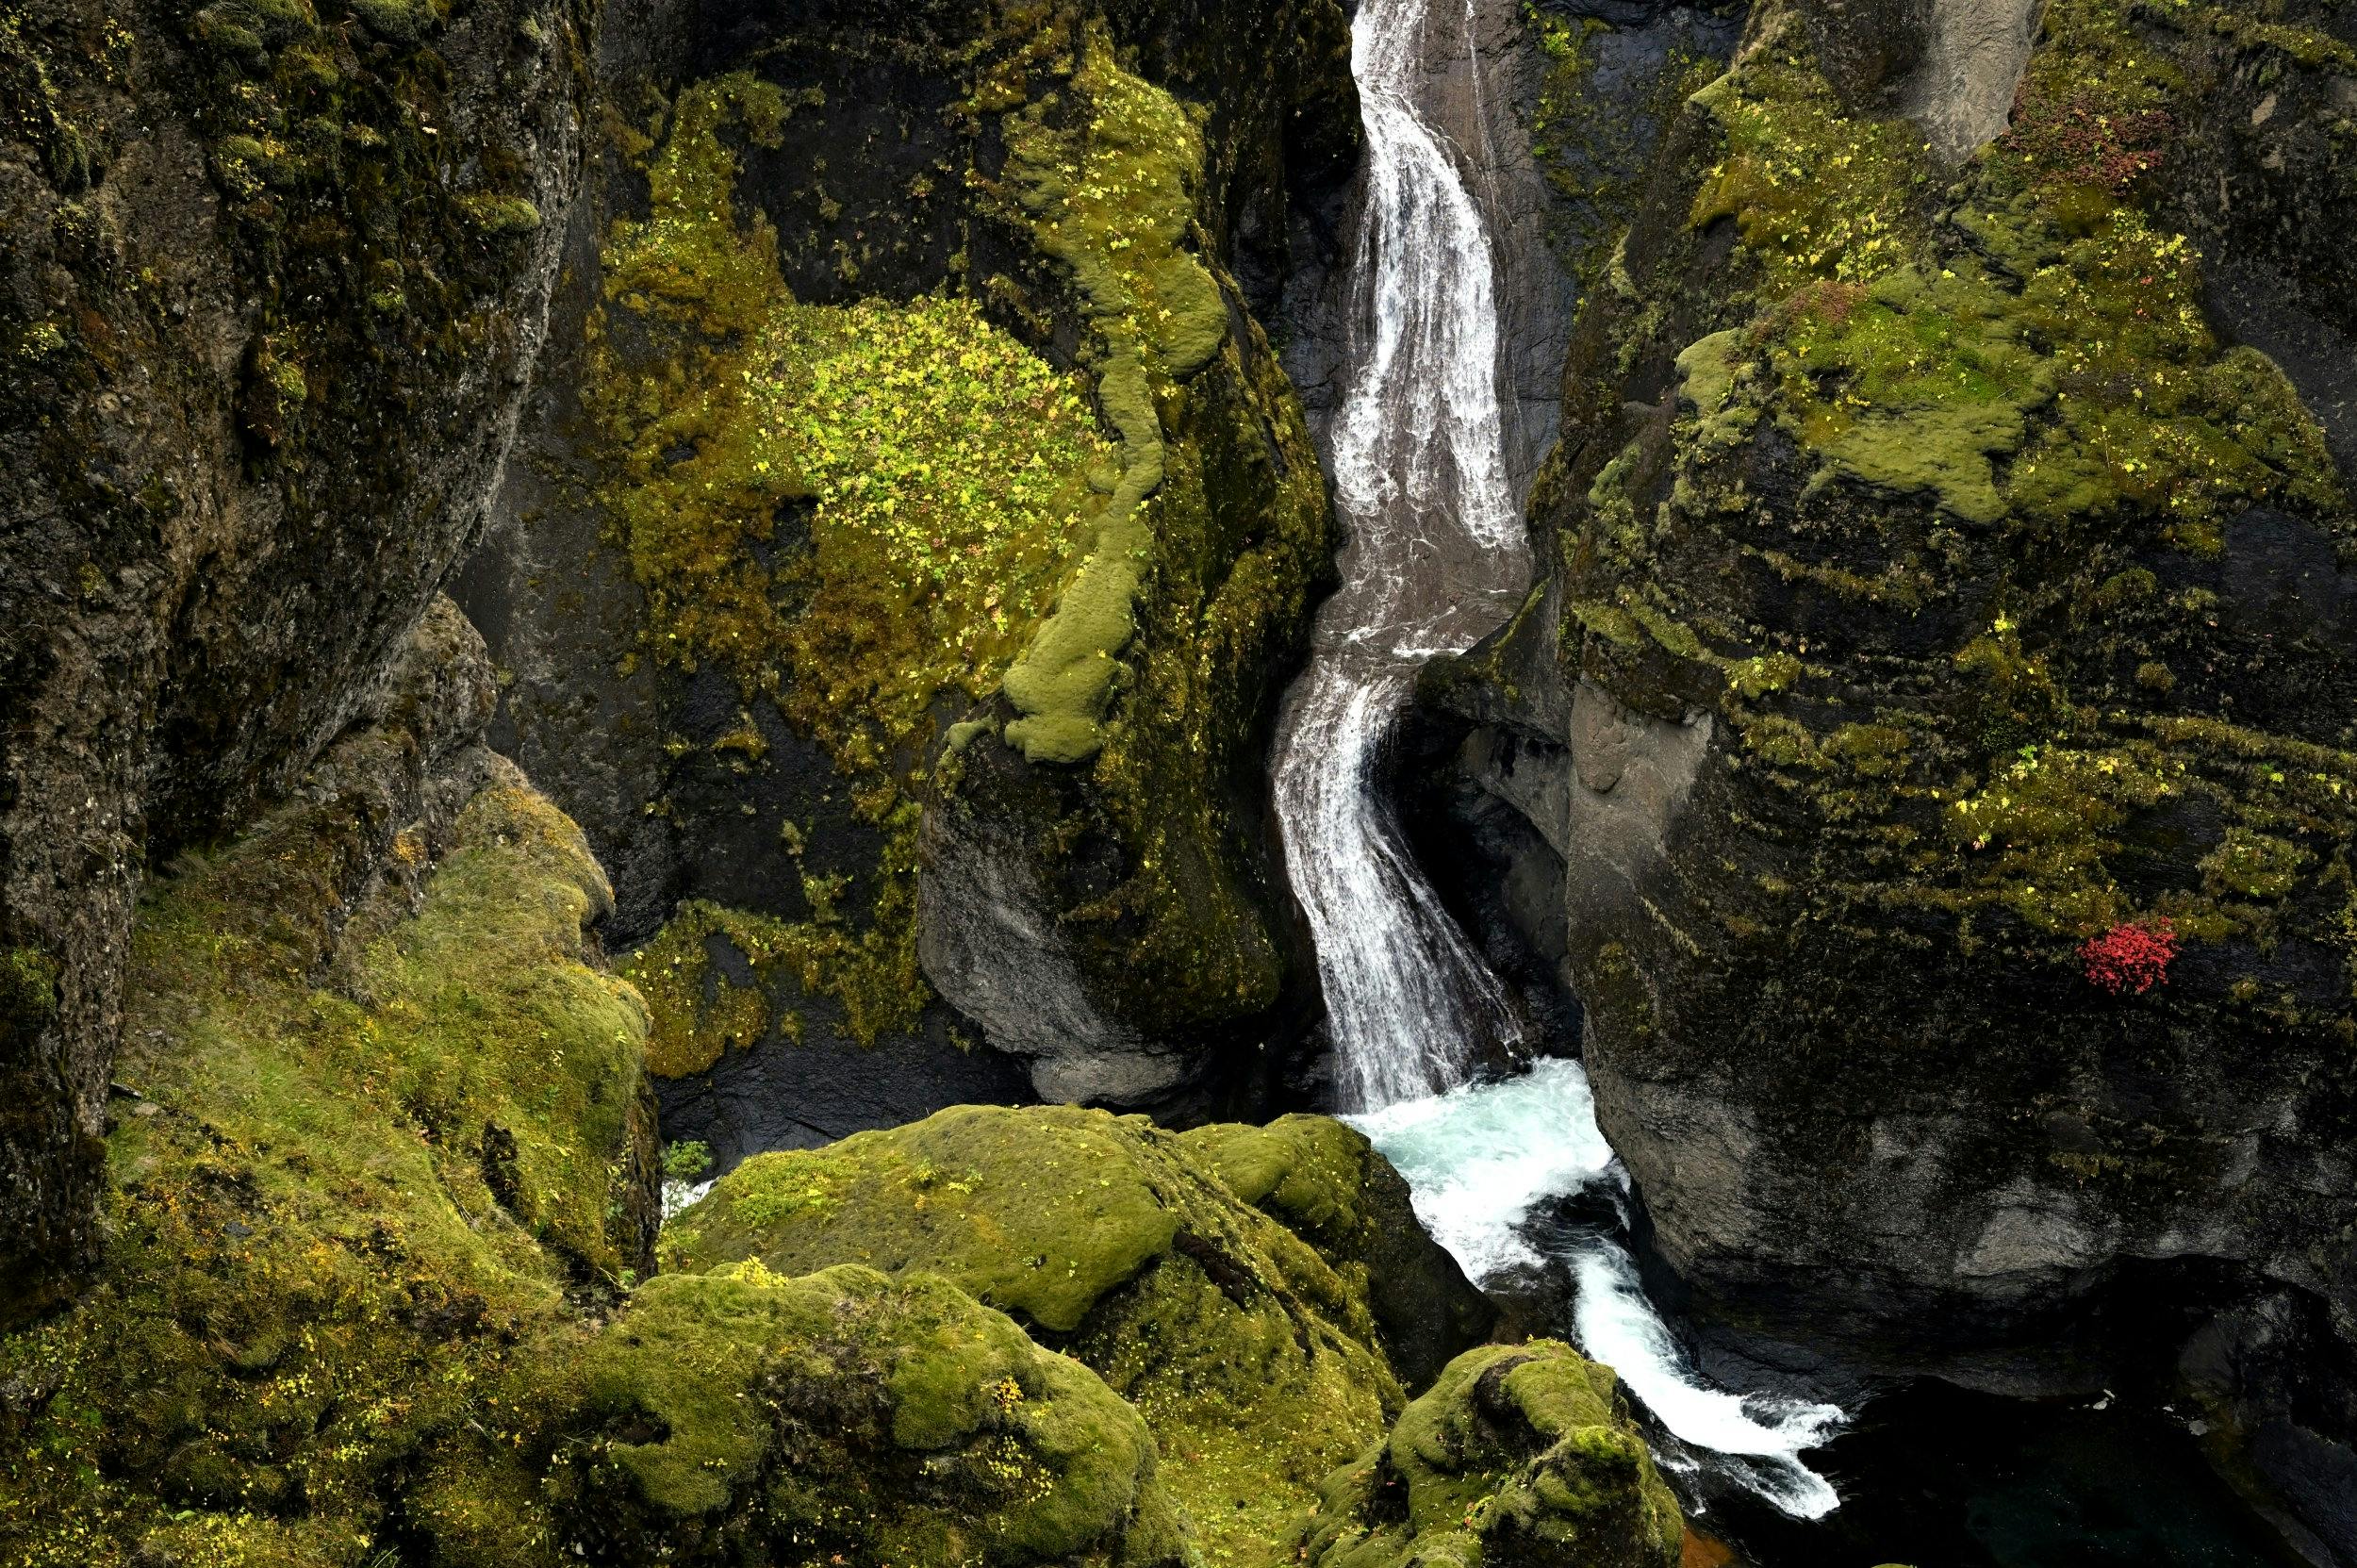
[2081,917,2178,996]
[2002,91,2176,190]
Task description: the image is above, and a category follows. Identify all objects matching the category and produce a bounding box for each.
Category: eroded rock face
[461,0,1357,1125]
[0,0,593,1321]
[1428,0,2357,1547]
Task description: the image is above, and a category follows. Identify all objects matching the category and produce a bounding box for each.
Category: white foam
[1573,1246,1848,1519]
[1348,1057,1613,1277]
[1353,1061,1848,1521]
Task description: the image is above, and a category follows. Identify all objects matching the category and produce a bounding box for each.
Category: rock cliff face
[0,0,594,1321]
[1428,0,2357,1551]
[457,0,1359,1146]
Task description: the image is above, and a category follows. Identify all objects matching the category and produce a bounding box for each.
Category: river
[1266,0,1852,1527]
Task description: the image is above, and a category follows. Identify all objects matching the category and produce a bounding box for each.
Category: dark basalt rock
[0,0,594,1323]
[1418,0,2357,1553]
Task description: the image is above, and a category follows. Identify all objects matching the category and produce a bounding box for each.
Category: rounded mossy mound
[1177,1114,1498,1391]
[1293,1342,1684,1568]
[538,1263,1186,1567]
[662,1104,1415,1561]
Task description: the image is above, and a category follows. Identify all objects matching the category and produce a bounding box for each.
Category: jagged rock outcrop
[0,0,594,1321]
[1427,0,2357,1552]
[458,0,1360,1133]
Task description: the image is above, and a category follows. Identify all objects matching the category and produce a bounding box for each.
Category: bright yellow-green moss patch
[1688,7,2344,544]
[997,25,1230,764]
[1690,41,1928,296]
[0,779,654,1568]
[663,1104,1404,1566]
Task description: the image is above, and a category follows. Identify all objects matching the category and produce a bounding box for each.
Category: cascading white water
[1274,0,1852,1524]
[1271,0,1533,1112]
[1353,1065,1850,1520]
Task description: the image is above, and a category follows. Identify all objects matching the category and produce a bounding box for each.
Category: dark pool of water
[1701,1381,2308,1568]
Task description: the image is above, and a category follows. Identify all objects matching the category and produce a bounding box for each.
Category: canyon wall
[1,0,596,1322]
[1428,0,2357,1553]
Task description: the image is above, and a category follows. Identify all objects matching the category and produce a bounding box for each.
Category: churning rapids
[1268,0,1849,1523]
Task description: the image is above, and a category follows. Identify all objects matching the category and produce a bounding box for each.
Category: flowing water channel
[1267,0,1850,1525]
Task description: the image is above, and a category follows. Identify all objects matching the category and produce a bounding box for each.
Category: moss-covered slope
[0,621,658,1564]
[662,1103,1495,1565]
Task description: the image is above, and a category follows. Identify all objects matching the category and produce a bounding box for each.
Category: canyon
[4,0,2355,1563]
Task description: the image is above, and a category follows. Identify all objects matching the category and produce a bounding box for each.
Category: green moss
[997,25,1230,765]
[2201,827,2308,901]
[1293,1342,1683,1568]
[0,780,654,1566]
[1684,5,2344,542]
[664,1104,1403,1565]
[0,944,59,1046]
[552,1263,1184,1565]
[585,73,1119,1036]
[1689,38,1928,296]
[1673,328,1755,452]
[459,193,543,234]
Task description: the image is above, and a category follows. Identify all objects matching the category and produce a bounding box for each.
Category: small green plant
[662,1140,714,1184]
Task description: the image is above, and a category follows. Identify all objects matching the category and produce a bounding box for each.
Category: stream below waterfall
[1267,0,2319,1562]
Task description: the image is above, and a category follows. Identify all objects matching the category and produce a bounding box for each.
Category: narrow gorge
[4,0,2355,1564]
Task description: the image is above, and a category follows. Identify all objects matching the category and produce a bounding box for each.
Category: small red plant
[2081,917,2178,996]
[2002,90,2176,190]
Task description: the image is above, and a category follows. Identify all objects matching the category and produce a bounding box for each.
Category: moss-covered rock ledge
[460,0,1353,1133]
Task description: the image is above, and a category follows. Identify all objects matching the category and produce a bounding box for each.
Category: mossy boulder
[662,1103,1417,1562]
[1178,1114,1498,1391]
[0,624,659,1563]
[540,1263,1186,1567]
[1293,1342,1684,1568]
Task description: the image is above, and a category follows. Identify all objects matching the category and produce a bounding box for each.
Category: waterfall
[1273,0,1852,1524]
[1271,0,1533,1113]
